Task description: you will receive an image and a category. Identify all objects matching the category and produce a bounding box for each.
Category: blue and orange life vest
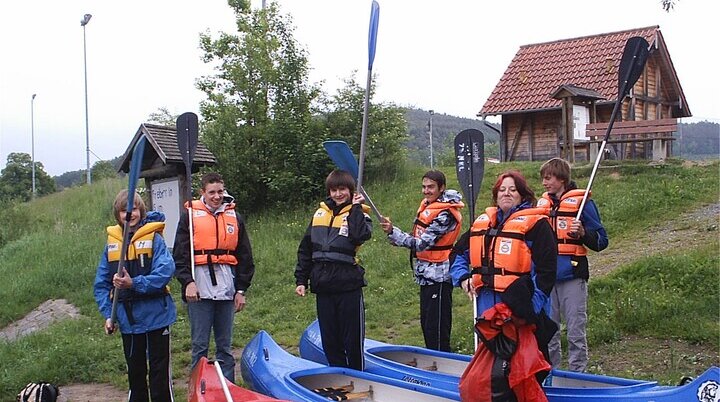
[536,190,588,256]
[469,207,547,292]
[412,198,464,262]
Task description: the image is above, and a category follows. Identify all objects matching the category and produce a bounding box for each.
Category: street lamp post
[31,94,36,198]
[81,13,92,185]
[429,109,434,169]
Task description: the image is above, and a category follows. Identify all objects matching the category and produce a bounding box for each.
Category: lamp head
[81,14,92,26]
[32,94,36,100]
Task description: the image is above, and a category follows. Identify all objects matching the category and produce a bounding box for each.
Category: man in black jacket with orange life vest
[174,172,255,382]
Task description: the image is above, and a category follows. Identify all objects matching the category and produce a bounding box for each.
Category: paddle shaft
[576,38,647,219]
[357,1,380,190]
[177,113,199,281]
[109,210,134,328]
[109,137,146,328]
[213,361,235,402]
[357,69,372,190]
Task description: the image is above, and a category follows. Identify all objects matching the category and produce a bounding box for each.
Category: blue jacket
[94,211,177,334]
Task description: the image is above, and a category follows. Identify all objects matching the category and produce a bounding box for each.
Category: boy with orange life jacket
[380,170,463,352]
[173,172,255,382]
[93,189,176,402]
[537,158,608,372]
[295,169,372,370]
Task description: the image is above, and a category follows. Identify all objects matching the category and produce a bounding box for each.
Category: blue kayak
[299,320,720,401]
[240,330,460,401]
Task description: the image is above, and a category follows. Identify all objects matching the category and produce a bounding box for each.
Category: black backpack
[16,382,59,402]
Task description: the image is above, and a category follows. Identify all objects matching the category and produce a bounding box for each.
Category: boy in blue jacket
[537,158,608,372]
[94,189,176,402]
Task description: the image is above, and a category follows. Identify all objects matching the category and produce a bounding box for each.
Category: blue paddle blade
[368,1,380,70]
[323,140,359,180]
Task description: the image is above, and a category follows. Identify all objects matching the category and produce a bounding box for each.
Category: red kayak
[189,356,288,402]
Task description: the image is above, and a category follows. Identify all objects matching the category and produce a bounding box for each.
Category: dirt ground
[27,202,720,400]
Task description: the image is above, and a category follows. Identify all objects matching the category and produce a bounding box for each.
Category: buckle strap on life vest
[471,266,527,277]
[427,244,453,251]
[414,218,429,228]
[311,244,356,257]
[470,229,526,241]
[558,238,583,245]
[194,249,233,256]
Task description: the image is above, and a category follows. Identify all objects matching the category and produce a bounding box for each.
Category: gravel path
[588,202,719,278]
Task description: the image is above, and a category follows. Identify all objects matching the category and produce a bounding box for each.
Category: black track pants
[316,289,365,370]
[420,282,453,352]
[122,327,173,402]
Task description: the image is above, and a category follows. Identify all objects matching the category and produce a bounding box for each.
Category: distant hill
[54,155,124,189]
[404,108,500,166]
[674,120,719,159]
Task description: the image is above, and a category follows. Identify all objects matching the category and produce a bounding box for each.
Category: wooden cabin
[117,123,216,246]
[480,26,691,162]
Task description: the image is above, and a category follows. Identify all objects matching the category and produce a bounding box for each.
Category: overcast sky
[0,0,717,176]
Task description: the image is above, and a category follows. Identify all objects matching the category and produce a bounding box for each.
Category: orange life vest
[469,207,547,292]
[536,190,588,256]
[413,198,464,262]
[190,200,239,266]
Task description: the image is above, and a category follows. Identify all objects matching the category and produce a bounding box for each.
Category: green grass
[588,239,720,345]
[0,159,718,399]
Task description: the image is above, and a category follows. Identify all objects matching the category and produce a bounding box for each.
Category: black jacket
[173,207,255,302]
[294,199,372,294]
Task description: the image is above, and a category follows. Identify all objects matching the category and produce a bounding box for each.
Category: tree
[147,107,179,126]
[662,0,677,12]
[197,0,328,210]
[322,74,408,181]
[0,152,56,201]
[91,160,119,182]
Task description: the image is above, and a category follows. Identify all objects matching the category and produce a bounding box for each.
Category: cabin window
[572,105,590,141]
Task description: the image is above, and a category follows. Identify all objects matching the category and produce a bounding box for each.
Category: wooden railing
[585,118,677,161]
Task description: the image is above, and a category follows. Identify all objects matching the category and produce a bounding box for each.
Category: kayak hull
[299,319,720,401]
[241,330,460,401]
[188,356,284,402]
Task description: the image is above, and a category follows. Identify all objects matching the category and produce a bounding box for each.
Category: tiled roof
[480,26,659,115]
[118,123,216,173]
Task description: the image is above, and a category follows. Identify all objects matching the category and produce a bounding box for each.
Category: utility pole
[429,110,434,169]
[31,94,37,198]
[81,13,92,184]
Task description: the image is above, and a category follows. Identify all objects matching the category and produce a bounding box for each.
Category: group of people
[381,158,607,400]
[93,156,607,401]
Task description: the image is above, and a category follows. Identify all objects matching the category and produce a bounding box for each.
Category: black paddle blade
[176,112,199,167]
[617,36,650,98]
[454,129,485,221]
